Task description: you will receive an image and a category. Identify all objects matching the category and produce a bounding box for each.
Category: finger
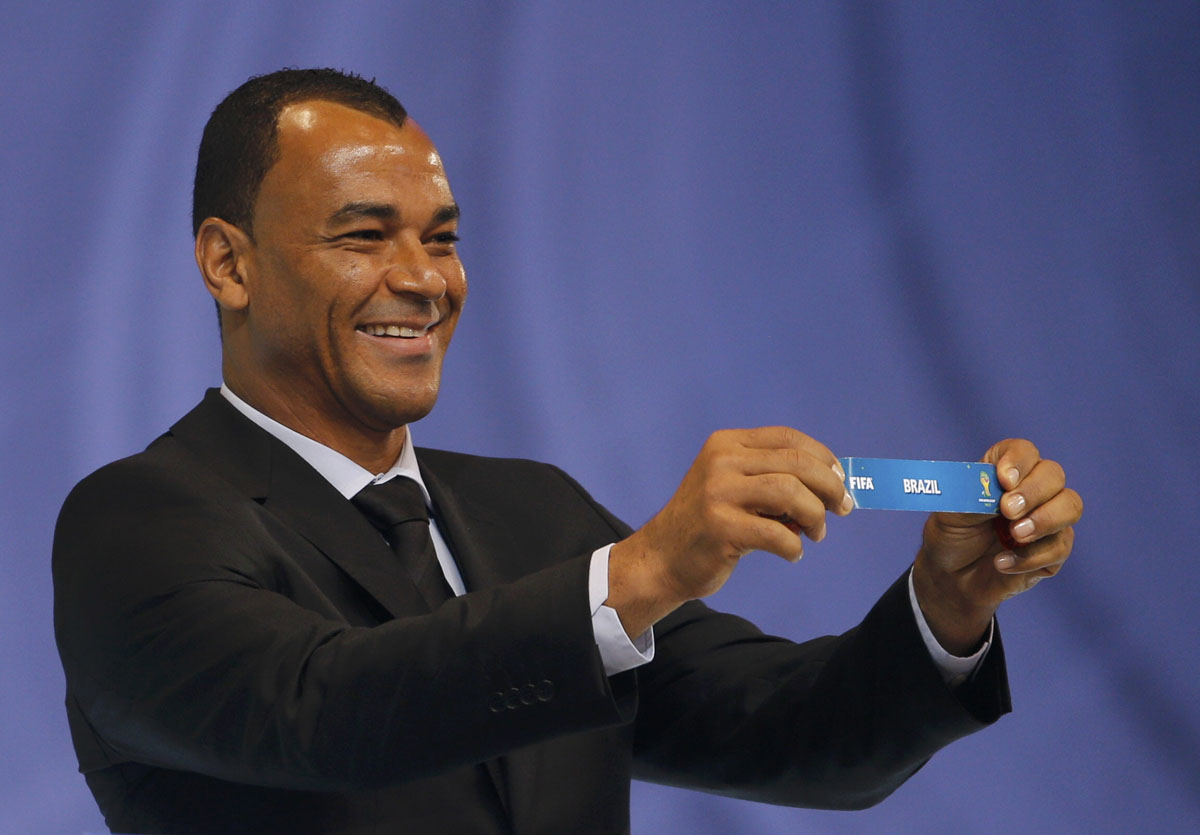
[737,473,830,542]
[994,526,1074,575]
[740,447,853,516]
[993,555,1061,595]
[1000,457,1066,519]
[987,439,1041,492]
[728,508,807,563]
[1005,487,1083,546]
[736,426,841,470]
[762,513,806,538]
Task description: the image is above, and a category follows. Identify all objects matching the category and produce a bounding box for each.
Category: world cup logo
[980,471,992,497]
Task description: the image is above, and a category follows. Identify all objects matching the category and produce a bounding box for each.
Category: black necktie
[352,476,453,609]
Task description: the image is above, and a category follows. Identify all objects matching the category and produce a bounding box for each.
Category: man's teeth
[361,324,422,337]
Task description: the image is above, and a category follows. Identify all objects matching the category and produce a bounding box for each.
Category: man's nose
[382,238,447,300]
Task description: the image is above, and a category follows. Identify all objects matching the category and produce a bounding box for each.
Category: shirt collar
[219,383,431,505]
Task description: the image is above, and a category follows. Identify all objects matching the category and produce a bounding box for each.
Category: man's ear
[195,218,253,312]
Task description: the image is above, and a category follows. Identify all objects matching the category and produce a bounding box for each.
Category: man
[54,69,1081,834]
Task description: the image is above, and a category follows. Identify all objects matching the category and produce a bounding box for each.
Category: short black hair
[192,68,408,238]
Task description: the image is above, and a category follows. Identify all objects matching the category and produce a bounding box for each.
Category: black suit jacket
[54,390,1010,834]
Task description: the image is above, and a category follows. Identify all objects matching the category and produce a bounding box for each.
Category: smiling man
[53,69,1081,834]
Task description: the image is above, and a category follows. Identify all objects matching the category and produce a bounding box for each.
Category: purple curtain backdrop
[3,2,1197,832]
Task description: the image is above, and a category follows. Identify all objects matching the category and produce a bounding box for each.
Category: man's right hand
[606,427,853,637]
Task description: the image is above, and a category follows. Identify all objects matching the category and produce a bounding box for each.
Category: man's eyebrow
[328,202,398,223]
[431,204,461,226]
[326,202,460,226]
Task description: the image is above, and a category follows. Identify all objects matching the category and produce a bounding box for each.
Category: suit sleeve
[53,454,635,792]
[630,574,1010,809]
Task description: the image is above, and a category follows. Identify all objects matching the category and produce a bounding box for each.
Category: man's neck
[221,378,407,474]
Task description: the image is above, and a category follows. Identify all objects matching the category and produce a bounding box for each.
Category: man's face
[234,100,466,438]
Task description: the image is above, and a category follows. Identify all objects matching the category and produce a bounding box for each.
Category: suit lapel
[419,459,520,591]
[170,390,426,618]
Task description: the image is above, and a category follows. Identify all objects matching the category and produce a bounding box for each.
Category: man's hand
[607,427,854,637]
[912,439,1083,654]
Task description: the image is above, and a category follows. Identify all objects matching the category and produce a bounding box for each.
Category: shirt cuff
[588,544,654,676]
[908,567,992,688]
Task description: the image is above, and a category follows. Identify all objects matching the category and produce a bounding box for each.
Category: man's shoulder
[57,431,231,530]
[58,391,257,522]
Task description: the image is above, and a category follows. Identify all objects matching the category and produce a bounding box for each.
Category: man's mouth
[356,322,435,338]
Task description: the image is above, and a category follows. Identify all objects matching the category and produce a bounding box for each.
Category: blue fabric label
[839,457,1000,514]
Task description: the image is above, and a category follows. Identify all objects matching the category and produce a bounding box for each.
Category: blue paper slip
[838,458,1000,514]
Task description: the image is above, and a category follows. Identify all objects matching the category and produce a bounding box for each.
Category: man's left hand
[912,439,1083,655]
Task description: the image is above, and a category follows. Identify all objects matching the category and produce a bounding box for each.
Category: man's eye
[429,233,460,245]
[343,230,384,241]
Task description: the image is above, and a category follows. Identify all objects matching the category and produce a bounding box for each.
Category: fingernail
[995,552,1016,570]
[1013,518,1035,539]
[1006,493,1026,515]
[841,491,854,513]
[833,461,846,481]
[1006,467,1020,486]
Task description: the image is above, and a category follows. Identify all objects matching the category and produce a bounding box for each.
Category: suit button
[536,679,555,702]
[504,686,522,710]
[520,683,537,705]
[488,691,505,713]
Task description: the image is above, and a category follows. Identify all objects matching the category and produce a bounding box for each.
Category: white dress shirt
[220,384,985,684]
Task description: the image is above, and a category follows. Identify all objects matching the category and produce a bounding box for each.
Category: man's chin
[358,387,440,431]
